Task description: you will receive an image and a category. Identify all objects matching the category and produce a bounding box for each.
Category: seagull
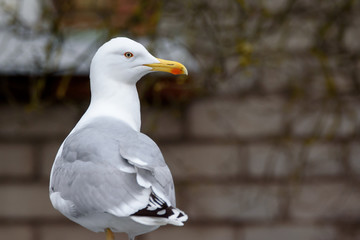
[49,37,188,240]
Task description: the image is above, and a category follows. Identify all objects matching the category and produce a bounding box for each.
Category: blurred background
[0,0,360,239]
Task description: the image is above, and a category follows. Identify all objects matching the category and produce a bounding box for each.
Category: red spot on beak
[171,68,182,75]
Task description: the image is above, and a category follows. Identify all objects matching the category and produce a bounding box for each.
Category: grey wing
[118,130,176,207]
[50,125,150,219]
[50,157,150,218]
[50,117,176,220]
[93,117,176,207]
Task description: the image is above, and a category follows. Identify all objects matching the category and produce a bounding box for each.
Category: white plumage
[49,37,188,240]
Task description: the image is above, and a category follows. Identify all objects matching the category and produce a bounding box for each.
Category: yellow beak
[144,58,188,75]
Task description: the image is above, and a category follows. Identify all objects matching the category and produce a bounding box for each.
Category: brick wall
[0,93,360,240]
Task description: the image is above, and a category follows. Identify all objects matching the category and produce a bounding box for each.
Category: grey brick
[0,225,33,240]
[305,143,343,176]
[260,58,353,95]
[248,143,296,177]
[290,99,359,138]
[293,0,349,10]
[248,142,342,178]
[0,184,61,218]
[309,73,354,96]
[141,107,183,140]
[145,225,235,240]
[40,142,63,179]
[260,64,290,93]
[242,225,336,240]
[39,225,122,240]
[349,142,360,176]
[0,143,33,177]
[0,105,79,138]
[299,111,355,137]
[256,18,315,52]
[186,184,280,221]
[262,0,288,12]
[290,183,360,220]
[344,22,360,51]
[189,97,284,138]
[162,144,241,180]
[215,64,258,96]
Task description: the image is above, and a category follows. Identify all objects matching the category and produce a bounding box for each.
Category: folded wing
[50,117,177,223]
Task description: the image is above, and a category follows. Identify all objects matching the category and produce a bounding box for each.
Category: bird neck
[78,80,141,132]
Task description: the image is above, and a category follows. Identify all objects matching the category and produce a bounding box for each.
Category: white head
[90,37,187,86]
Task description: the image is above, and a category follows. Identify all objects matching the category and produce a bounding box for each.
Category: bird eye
[124,52,134,58]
